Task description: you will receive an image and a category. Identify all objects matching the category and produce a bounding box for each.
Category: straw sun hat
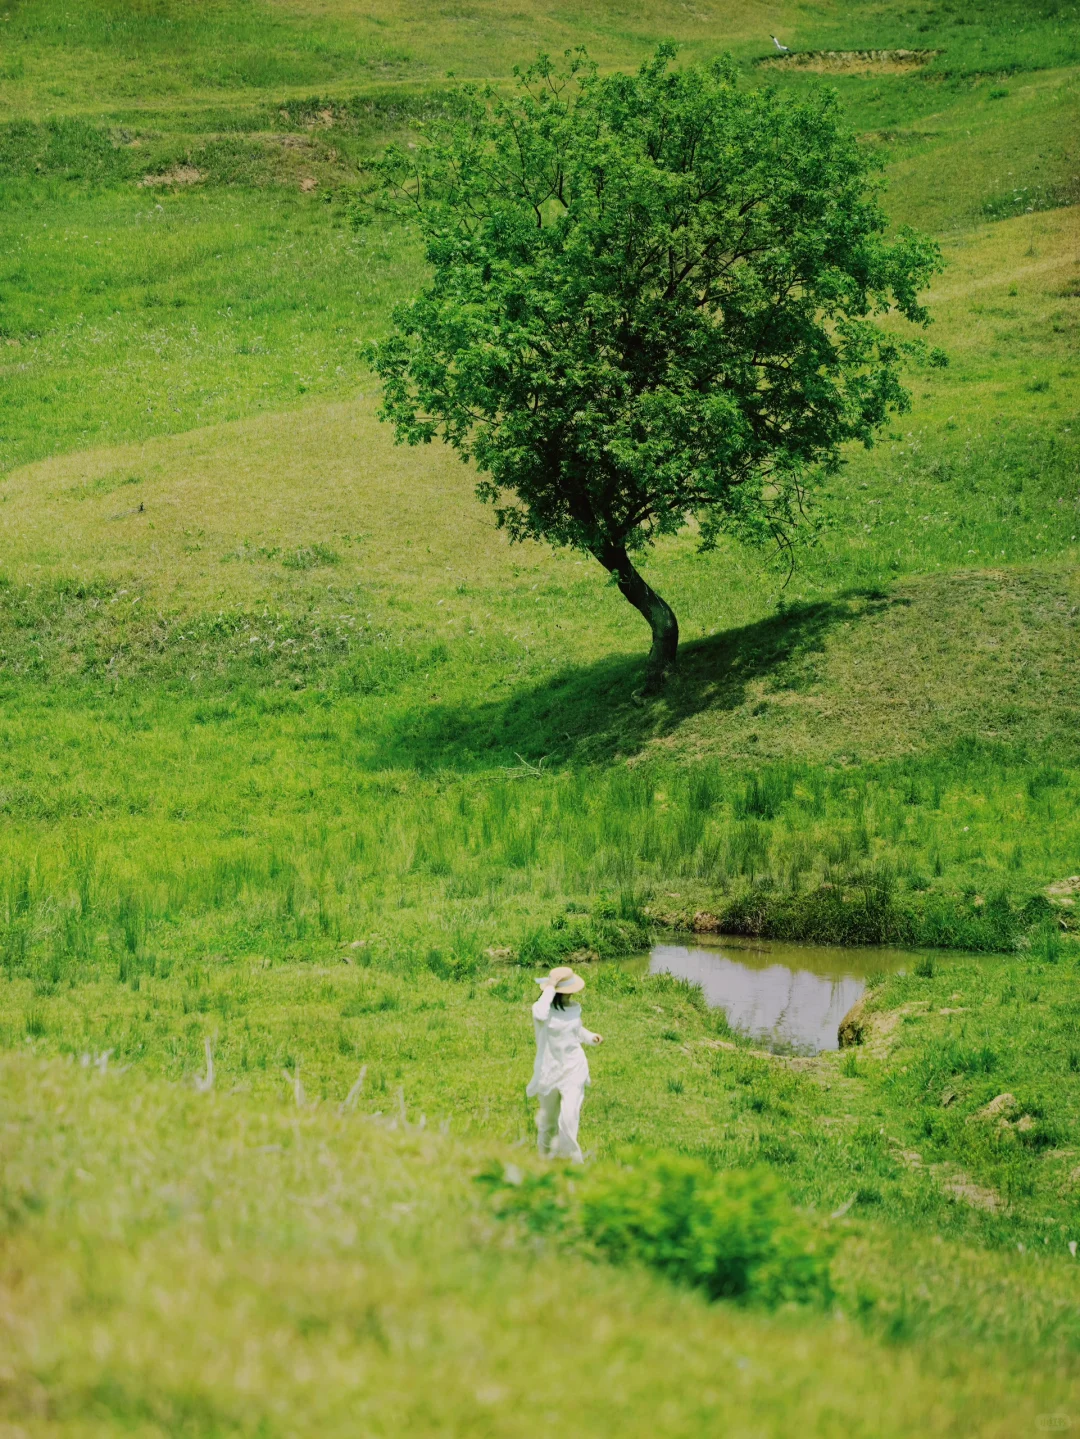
[535,965,586,994]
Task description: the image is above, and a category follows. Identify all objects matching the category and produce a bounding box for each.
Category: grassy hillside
[1,0,1079,1432]
[8,1047,1080,1439]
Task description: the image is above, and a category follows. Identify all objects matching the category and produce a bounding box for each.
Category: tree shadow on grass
[385,588,904,772]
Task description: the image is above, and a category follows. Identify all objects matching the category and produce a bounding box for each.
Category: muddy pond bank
[623,937,921,1054]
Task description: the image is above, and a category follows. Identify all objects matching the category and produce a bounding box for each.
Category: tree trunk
[595,542,679,693]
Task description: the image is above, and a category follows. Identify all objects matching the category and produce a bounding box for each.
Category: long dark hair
[552,991,574,1010]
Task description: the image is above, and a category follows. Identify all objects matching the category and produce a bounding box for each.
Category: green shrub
[475,1162,569,1233]
[478,1152,832,1309]
[577,1154,834,1307]
[514,912,650,969]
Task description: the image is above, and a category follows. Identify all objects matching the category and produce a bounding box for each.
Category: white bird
[771,36,790,52]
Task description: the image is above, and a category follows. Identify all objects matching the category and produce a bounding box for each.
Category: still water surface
[638,937,917,1054]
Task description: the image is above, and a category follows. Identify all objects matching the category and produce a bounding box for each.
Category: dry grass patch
[760,48,939,74]
[139,164,203,187]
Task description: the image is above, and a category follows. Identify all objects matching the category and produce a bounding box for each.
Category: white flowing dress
[527,988,601,1162]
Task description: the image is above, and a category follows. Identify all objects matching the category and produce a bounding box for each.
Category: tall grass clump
[0,736,1073,983]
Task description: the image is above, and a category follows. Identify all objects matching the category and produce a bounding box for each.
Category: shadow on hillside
[386,588,903,771]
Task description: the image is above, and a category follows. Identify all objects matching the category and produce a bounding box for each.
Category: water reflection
[645,937,915,1053]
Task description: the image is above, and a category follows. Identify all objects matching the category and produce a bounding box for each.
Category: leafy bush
[514,912,651,969]
[577,1154,834,1306]
[475,1162,569,1233]
[478,1153,832,1308]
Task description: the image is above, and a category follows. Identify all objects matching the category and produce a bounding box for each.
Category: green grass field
[1,0,1079,1433]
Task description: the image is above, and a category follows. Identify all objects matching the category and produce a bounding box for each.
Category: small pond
[631,936,918,1054]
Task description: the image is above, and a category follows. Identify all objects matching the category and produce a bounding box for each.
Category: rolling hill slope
[0,1,1078,1433]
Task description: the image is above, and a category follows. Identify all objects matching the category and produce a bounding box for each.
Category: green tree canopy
[367,46,942,691]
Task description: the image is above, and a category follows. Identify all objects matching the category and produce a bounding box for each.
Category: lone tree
[367,47,941,692]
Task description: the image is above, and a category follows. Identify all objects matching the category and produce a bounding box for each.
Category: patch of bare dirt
[1048,875,1080,907]
[838,999,929,1058]
[838,994,868,1047]
[698,1037,832,1079]
[975,1092,1019,1122]
[932,1164,1003,1212]
[894,1143,1003,1211]
[760,48,940,75]
[140,165,202,188]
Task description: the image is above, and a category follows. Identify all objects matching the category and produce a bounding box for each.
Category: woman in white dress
[527,965,603,1163]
